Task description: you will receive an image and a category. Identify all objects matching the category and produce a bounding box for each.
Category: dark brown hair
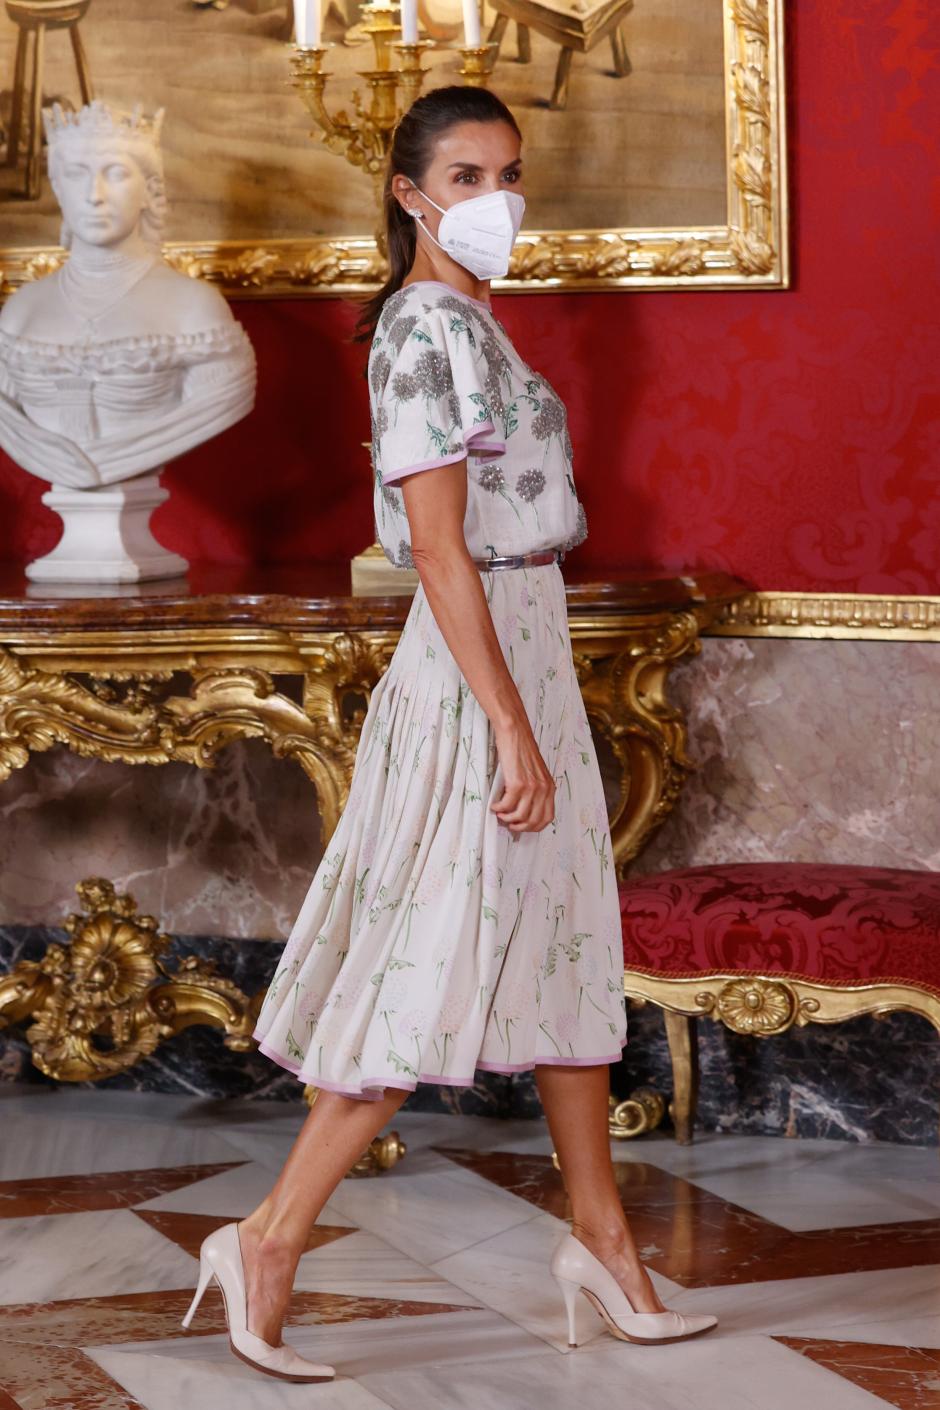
[351,85,522,345]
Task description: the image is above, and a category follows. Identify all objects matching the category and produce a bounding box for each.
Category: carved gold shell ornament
[0,878,259,1082]
[711,976,795,1034]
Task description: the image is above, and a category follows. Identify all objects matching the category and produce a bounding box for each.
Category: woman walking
[181,85,717,1382]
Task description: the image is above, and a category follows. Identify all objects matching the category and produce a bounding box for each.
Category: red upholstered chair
[618,863,940,1144]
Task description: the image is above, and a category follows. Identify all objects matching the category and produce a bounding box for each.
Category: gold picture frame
[0,0,787,299]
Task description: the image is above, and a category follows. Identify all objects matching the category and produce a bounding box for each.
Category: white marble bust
[0,99,257,582]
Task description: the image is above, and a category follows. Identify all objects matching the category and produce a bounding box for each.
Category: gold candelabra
[289,0,498,208]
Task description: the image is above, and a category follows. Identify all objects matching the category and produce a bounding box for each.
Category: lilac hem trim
[254,1031,628,1101]
[476,1050,626,1073]
[382,448,467,483]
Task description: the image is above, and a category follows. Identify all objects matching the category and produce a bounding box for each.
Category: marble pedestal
[26,468,189,583]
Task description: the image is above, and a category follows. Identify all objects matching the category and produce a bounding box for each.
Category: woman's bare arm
[399,460,556,834]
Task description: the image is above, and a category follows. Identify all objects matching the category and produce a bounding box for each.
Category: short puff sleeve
[373,304,505,486]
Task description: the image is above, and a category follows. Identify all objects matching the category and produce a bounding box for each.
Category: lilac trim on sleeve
[467,440,507,457]
[466,421,506,458]
[381,447,468,485]
[382,421,506,484]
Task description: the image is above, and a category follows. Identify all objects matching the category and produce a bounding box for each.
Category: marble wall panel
[619,637,940,877]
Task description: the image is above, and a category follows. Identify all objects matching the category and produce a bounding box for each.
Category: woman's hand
[490,716,557,834]
[399,455,557,836]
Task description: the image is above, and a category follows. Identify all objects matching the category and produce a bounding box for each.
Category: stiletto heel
[180,1251,213,1329]
[553,1273,581,1346]
[549,1232,718,1347]
[180,1221,335,1383]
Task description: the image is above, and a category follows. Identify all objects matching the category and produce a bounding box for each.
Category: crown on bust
[42,99,166,153]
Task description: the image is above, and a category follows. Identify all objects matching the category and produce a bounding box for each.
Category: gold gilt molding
[574,611,701,866]
[0,876,407,1171]
[624,972,940,1144]
[0,0,787,297]
[0,636,393,846]
[704,591,940,641]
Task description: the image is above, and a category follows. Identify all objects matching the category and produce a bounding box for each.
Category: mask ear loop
[405,183,447,254]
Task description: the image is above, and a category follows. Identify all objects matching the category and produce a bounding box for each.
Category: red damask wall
[1,1,937,590]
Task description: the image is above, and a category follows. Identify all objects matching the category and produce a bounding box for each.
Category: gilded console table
[0,562,747,875]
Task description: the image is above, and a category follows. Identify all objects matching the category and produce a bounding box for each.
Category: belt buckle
[475,545,564,570]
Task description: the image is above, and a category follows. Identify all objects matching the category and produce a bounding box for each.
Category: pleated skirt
[252,560,628,1100]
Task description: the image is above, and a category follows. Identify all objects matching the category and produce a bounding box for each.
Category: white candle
[462,0,481,46]
[401,0,418,43]
[294,0,321,47]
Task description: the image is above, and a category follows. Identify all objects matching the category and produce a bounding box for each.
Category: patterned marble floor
[1,1085,938,1409]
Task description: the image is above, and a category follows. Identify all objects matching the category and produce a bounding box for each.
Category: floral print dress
[252,279,628,1100]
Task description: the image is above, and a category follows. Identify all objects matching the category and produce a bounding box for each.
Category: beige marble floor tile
[89,1306,551,1386]
[293,1229,484,1307]
[662,1262,940,1340]
[88,1342,393,1409]
[358,1328,894,1410]
[323,1151,543,1264]
[0,1208,197,1304]
[430,1208,684,1351]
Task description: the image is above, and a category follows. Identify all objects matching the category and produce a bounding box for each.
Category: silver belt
[471,546,565,571]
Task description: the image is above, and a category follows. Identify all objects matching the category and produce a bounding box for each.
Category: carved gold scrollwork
[0,878,258,1081]
[607,1086,667,1140]
[706,590,940,640]
[0,603,706,873]
[692,977,834,1034]
[0,636,392,844]
[574,612,701,873]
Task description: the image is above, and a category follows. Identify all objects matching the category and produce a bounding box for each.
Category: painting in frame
[0,0,787,297]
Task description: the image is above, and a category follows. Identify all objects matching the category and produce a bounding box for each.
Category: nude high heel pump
[181,1221,336,1383]
[550,1231,718,1347]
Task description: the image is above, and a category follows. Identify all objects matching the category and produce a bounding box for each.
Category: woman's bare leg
[534,1063,668,1313]
[237,1085,412,1343]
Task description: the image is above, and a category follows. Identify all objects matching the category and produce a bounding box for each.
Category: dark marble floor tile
[131,1209,357,1259]
[775,1336,940,1410]
[435,1146,940,1287]
[0,1339,144,1410]
[0,1163,245,1219]
[0,1287,483,1349]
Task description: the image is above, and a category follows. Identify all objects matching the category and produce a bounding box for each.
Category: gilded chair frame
[624,970,940,1145]
[0,0,788,298]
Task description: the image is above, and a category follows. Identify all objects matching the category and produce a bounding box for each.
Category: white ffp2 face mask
[408,184,525,280]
